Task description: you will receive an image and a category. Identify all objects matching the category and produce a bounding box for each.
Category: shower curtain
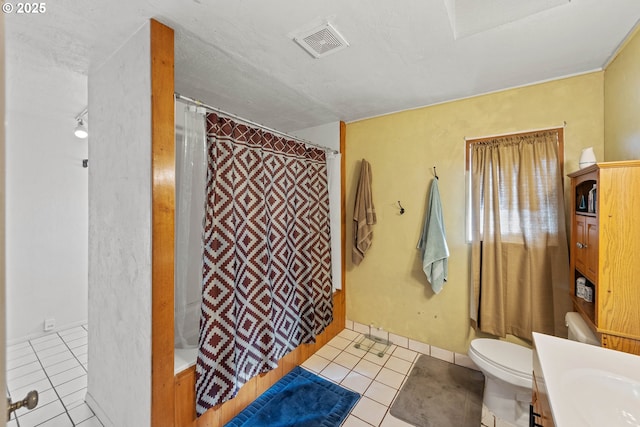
[196,113,333,415]
[175,103,206,349]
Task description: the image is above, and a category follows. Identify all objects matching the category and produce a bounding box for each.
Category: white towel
[417,178,449,294]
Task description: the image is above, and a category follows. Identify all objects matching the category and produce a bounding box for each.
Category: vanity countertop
[533,332,640,427]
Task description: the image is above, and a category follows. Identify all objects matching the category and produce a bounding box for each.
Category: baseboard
[85,391,113,427]
[6,319,88,346]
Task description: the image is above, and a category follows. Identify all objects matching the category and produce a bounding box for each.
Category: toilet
[468,312,598,426]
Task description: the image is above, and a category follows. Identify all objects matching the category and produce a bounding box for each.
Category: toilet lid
[470,339,532,376]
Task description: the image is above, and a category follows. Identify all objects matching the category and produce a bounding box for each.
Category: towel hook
[433,166,439,180]
[397,201,405,215]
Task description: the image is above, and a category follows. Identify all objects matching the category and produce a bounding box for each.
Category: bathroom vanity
[568,161,640,355]
[532,333,640,427]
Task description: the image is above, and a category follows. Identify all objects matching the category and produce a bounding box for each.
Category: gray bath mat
[389,354,484,427]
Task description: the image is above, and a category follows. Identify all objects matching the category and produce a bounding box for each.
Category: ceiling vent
[293,23,349,59]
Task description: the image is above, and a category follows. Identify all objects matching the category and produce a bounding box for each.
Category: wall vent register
[293,22,350,59]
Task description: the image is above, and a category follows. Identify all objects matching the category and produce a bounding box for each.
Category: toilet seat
[468,339,532,388]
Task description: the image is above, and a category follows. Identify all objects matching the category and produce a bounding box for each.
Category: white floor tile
[319,362,351,383]
[40,351,74,368]
[337,328,361,341]
[374,368,405,390]
[58,326,86,338]
[8,369,47,394]
[71,345,88,358]
[15,400,65,427]
[11,378,52,402]
[391,347,418,363]
[30,334,60,346]
[7,345,34,362]
[38,412,74,427]
[50,366,86,387]
[315,344,342,361]
[384,356,412,375]
[353,359,383,379]
[342,414,373,427]
[344,344,368,359]
[364,380,397,406]
[327,335,353,350]
[7,418,18,427]
[7,353,38,371]
[68,402,95,425]
[350,396,388,426]
[66,335,88,349]
[300,354,331,373]
[36,344,69,360]
[15,388,59,417]
[61,331,88,344]
[76,353,88,365]
[333,351,361,370]
[340,371,373,394]
[55,375,87,398]
[7,361,42,382]
[76,416,104,426]
[32,337,64,353]
[61,388,87,410]
[363,347,392,366]
[45,358,82,377]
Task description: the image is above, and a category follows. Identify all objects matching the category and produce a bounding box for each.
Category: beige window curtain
[469,129,571,341]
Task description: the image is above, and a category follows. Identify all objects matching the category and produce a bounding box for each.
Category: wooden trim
[150,19,175,427]
[340,121,346,295]
[568,160,640,177]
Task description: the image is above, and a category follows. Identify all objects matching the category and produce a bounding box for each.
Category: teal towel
[417,179,449,294]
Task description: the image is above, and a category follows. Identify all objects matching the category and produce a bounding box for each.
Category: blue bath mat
[225,366,360,427]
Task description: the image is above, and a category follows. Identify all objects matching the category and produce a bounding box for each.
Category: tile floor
[6,325,102,427]
[5,323,511,427]
[302,327,509,427]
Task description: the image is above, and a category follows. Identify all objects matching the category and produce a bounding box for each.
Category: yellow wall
[345,73,604,353]
[605,25,640,161]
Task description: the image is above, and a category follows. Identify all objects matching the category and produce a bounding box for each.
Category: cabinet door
[574,215,597,283]
[584,217,598,282]
[574,215,587,274]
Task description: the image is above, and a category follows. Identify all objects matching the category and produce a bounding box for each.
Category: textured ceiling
[6,0,640,132]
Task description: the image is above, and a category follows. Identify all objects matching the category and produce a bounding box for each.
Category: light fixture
[74,108,88,139]
[74,118,88,139]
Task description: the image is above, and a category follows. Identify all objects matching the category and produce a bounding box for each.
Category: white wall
[5,61,88,342]
[86,21,151,427]
[292,122,342,291]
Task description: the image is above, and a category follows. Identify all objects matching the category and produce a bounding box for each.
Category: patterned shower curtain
[195,113,333,416]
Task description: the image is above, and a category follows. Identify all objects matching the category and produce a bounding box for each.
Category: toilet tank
[565,312,600,345]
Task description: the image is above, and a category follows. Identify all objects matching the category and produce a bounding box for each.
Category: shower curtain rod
[175,93,339,155]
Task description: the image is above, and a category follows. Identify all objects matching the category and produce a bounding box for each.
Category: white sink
[562,368,640,427]
[533,333,640,427]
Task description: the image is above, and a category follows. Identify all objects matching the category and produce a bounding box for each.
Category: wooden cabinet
[568,161,640,355]
[574,214,598,283]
